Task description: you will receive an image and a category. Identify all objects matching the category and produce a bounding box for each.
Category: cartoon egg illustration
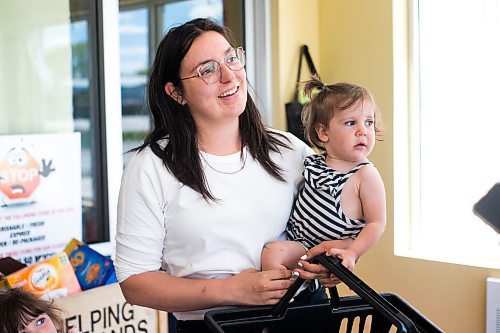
[29,263,58,294]
[0,147,41,204]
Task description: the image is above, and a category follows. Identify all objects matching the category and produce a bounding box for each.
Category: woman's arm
[120,268,294,312]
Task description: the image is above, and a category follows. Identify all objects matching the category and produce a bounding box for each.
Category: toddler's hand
[327,248,358,271]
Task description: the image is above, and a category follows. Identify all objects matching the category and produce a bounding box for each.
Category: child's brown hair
[301,75,382,151]
[0,287,64,333]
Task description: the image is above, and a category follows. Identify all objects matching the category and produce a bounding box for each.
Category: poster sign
[55,283,166,333]
[0,133,82,265]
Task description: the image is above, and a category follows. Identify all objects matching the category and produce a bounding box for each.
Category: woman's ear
[165,82,186,105]
[316,124,329,143]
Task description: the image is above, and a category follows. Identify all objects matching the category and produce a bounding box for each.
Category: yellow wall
[273,0,500,332]
[272,0,320,129]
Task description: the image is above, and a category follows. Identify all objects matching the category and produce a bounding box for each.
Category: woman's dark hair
[0,287,64,333]
[301,75,382,151]
[136,18,290,201]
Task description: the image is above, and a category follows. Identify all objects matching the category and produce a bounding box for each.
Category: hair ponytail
[302,74,325,99]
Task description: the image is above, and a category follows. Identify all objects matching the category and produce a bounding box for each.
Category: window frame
[91,0,122,256]
[393,0,500,270]
[91,0,111,246]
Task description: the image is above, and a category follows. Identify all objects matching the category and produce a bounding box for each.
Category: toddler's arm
[329,165,386,270]
[261,240,307,271]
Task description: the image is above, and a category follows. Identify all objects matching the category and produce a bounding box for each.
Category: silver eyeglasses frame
[179,47,245,85]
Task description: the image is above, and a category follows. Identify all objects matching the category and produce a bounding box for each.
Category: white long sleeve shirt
[115,130,312,320]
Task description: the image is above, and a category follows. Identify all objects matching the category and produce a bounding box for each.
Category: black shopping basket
[204,254,443,333]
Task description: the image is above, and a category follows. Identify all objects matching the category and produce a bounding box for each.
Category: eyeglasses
[179,47,245,85]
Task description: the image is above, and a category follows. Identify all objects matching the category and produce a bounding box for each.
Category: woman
[114,18,318,331]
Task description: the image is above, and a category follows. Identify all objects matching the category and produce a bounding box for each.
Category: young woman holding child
[113,18,328,333]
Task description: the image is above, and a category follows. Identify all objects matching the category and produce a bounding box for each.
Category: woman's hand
[120,269,293,312]
[226,268,294,306]
[292,239,354,288]
[293,258,341,288]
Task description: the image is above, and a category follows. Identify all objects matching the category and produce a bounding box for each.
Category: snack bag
[64,238,117,290]
[6,252,81,299]
[0,257,26,289]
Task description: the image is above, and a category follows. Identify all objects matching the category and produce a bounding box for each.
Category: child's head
[0,287,63,333]
[301,76,382,160]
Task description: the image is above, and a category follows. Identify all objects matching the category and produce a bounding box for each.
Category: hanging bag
[285,45,319,144]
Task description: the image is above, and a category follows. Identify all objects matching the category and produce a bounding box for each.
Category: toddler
[262,77,386,282]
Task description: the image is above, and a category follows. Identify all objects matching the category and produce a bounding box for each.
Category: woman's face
[175,31,247,127]
[20,314,57,333]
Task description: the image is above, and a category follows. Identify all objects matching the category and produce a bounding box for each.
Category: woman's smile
[218,85,239,98]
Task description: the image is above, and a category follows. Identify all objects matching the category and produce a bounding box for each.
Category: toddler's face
[319,98,376,163]
[19,314,57,333]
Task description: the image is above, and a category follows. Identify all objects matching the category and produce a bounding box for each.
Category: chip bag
[64,238,117,290]
[6,252,81,299]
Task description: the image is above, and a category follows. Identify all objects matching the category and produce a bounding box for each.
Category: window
[395,0,500,269]
[119,6,150,164]
[0,0,110,248]
[162,0,224,29]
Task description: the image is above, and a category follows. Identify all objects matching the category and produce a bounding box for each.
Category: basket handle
[271,267,340,317]
[271,254,419,332]
[313,254,419,333]
[271,276,305,317]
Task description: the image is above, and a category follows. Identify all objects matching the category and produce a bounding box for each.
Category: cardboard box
[55,283,167,333]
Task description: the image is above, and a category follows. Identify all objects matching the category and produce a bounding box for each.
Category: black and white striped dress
[286,154,371,249]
